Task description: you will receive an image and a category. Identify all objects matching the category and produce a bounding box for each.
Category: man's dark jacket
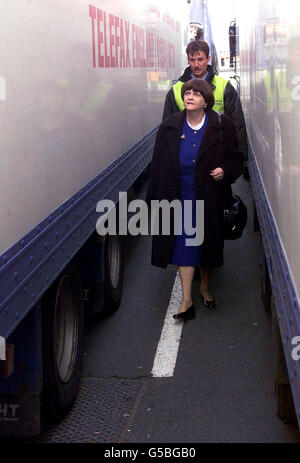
[162,64,248,160]
[146,110,244,269]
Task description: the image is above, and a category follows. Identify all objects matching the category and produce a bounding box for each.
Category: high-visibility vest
[264,71,292,114]
[173,75,228,113]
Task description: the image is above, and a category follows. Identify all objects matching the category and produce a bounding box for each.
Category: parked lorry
[0,0,187,435]
[237,0,300,428]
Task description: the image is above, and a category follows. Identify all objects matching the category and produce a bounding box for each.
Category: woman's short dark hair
[186,40,210,58]
[181,78,214,110]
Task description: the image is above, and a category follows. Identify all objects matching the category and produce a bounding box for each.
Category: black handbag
[218,113,247,240]
[223,193,247,240]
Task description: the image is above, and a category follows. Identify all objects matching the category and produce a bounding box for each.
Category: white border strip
[151,272,183,377]
[0,336,6,360]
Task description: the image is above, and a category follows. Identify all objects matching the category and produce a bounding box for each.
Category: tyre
[41,262,84,423]
[103,235,123,314]
[276,384,298,425]
[271,298,297,425]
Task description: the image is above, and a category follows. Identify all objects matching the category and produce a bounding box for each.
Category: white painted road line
[151,272,183,377]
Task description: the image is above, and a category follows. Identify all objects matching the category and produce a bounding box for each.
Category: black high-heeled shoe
[200,294,216,309]
[173,304,196,320]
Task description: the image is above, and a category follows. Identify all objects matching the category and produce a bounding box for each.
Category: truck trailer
[237,0,300,428]
[0,0,187,435]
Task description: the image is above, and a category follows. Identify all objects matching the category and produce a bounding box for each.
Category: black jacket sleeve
[224,81,248,161]
[146,124,165,205]
[219,114,244,184]
[162,87,179,121]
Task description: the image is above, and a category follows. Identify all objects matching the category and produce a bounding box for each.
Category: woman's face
[183,89,206,111]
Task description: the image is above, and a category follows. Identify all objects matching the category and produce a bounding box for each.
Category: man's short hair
[181,78,214,111]
[186,40,210,58]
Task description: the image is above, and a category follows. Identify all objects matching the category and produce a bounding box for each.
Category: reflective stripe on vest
[173,75,228,113]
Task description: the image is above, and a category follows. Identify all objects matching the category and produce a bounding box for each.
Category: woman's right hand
[210,167,224,181]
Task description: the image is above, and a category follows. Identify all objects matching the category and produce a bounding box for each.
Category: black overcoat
[146,109,244,269]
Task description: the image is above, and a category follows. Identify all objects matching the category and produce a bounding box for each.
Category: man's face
[188,51,210,78]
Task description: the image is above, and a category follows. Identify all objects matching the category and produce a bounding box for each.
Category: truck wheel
[271,298,297,425]
[41,262,84,423]
[104,235,123,314]
[276,384,297,425]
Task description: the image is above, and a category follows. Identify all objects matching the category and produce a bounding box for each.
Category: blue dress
[170,115,208,266]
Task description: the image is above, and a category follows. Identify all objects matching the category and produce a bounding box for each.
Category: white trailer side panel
[238,0,300,299]
[0,0,188,255]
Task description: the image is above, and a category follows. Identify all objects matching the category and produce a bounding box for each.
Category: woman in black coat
[147,79,243,320]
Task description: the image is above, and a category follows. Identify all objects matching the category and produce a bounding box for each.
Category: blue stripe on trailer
[0,126,158,340]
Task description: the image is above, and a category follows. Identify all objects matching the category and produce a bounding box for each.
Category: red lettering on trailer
[146,31,150,67]
[157,36,167,68]
[132,24,137,67]
[140,27,146,68]
[136,26,143,68]
[89,4,96,67]
[103,10,110,67]
[136,26,140,67]
[125,21,130,67]
[97,8,104,67]
[146,31,155,68]
[88,4,176,69]
[115,16,120,67]
[109,14,116,68]
[119,19,125,67]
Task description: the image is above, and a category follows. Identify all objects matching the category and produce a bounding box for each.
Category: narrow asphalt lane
[25,177,300,443]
